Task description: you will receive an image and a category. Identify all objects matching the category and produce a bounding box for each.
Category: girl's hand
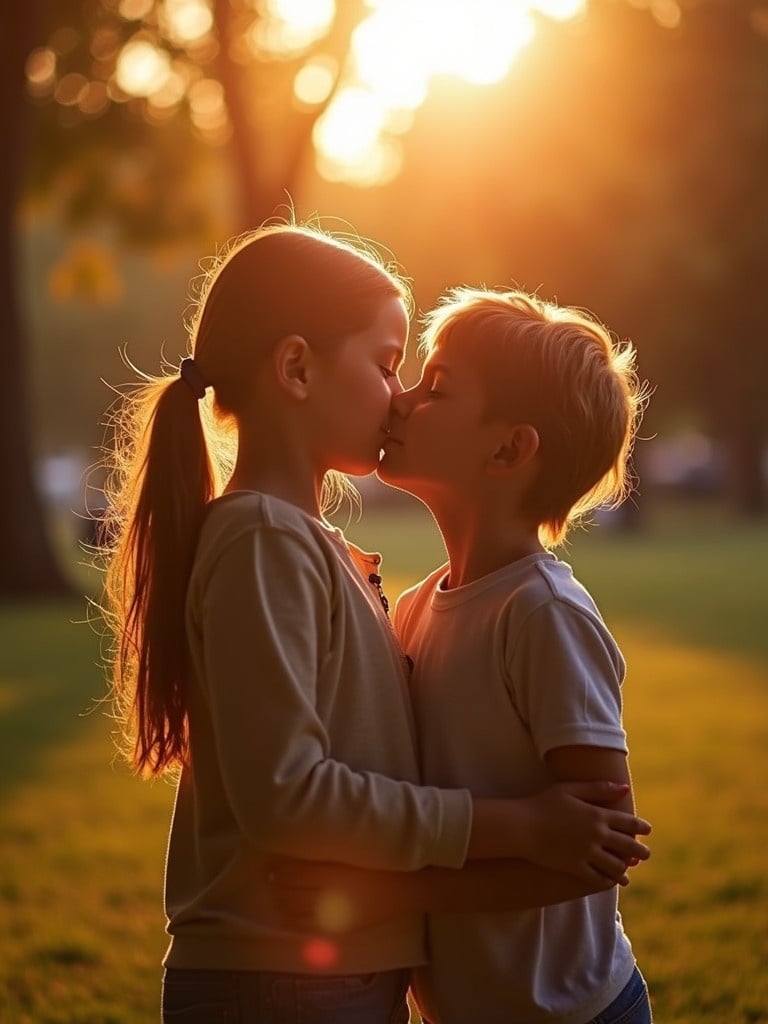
[517,781,651,883]
[267,859,407,933]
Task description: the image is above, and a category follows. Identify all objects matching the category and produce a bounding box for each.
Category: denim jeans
[161,966,410,1024]
[419,965,651,1024]
[588,966,652,1024]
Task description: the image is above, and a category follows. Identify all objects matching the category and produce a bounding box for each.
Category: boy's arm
[544,745,637,817]
[425,749,642,914]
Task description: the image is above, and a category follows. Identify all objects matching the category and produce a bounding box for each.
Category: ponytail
[102,371,217,776]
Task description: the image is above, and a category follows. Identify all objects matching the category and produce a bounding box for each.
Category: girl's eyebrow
[426,362,452,377]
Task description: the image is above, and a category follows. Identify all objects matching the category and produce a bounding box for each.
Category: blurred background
[3,0,768,588]
[1,1,767,1021]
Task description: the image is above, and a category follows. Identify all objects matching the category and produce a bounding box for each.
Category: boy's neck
[431,498,545,590]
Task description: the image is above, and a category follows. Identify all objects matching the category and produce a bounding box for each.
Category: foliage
[26,0,365,238]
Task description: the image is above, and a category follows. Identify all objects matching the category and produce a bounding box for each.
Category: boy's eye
[380,366,397,379]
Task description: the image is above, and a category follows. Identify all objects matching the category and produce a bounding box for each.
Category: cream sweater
[163,492,472,974]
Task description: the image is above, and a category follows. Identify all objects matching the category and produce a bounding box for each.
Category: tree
[2,0,368,598]
[6,0,767,601]
[0,0,72,598]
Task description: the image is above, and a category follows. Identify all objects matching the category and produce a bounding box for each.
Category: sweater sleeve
[197,526,471,871]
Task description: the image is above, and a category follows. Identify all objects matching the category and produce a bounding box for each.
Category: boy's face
[378,335,502,499]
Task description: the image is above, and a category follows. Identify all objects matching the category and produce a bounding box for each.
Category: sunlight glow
[649,0,682,29]
[119,0,154,21]
[162,0,214,45]
[148,64,188,109]
[26,48,57,92]
[188,78,230,142]
[531,0,586,20]
[294,57,337,106]
[116,39,172,97]
[308,0,589,184]
[314,87,385,164]
[55,72,89,107]
[252,0,335,56]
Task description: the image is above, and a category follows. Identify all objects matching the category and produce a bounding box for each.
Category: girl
[100,226,650,1024]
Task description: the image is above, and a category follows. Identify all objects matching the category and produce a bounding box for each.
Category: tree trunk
[727,421,766,517]
[0,0,72,598]
[214,0,366,229]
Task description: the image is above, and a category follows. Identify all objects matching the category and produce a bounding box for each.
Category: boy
[271,287,652,1024]
[377,287,651,1024]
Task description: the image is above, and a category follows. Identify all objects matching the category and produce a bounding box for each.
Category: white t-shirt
[395,551,636,1024]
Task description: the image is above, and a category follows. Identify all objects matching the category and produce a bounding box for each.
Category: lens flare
[302,937,339,970]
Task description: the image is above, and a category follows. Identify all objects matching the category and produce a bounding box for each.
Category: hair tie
[179,357,209,400]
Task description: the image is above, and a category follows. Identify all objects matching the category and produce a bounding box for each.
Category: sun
[93,0,589,185]
[307,0,587,185]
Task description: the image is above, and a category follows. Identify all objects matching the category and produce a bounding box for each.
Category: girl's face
[378,335,500,500]
[311,296,408,476]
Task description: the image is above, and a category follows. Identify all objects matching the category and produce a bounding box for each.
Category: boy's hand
[518,781,651,884]
[267,859,407,933]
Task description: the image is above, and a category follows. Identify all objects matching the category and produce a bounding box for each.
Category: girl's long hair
[100,224,409,777]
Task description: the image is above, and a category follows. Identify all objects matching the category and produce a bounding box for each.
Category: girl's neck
[225,440,323,520]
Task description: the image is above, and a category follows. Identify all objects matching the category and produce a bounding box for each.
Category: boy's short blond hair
[420,288,647,546]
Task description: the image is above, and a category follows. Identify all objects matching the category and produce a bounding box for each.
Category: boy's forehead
[427,334,475,371]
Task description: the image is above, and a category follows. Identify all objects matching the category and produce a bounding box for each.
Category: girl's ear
[273,334,312,399]
[488,424,540,474]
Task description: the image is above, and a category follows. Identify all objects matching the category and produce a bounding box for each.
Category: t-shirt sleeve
[197,526,471,870]
[505,599,628,757]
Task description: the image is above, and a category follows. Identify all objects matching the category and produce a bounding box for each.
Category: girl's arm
[268,847,640,933]
[269,761,649,929]
[201,526,648,877]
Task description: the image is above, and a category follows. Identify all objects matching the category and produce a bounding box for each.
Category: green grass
[2,500,767,1022]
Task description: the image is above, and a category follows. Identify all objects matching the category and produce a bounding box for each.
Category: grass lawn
[1,499,767,1022]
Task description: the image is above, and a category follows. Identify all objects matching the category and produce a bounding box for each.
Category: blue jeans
[418,965,651,1024]
[588,966,652,1024]
[161,967,410,1024]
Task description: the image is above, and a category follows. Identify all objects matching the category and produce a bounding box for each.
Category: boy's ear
[488,424,540,474]
[273,334,311,399]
